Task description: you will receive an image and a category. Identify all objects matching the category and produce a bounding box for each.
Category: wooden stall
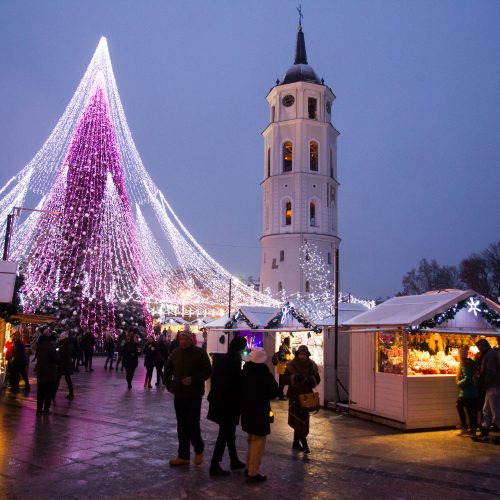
[344,290,500,430]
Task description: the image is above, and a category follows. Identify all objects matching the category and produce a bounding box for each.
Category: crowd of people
[4,324,498,482]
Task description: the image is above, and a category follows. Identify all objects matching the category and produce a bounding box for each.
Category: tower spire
[294,5,308,65]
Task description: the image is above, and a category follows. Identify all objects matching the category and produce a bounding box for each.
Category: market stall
[344,289,500,430]
[204,304,325,401]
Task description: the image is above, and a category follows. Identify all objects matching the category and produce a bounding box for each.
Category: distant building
[260,19,340,297]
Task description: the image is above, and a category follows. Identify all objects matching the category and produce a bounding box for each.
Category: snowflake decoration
[467,297,481,317]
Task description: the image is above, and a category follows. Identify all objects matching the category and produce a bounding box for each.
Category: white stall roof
[318,303,371,326]
[344,289,499,327]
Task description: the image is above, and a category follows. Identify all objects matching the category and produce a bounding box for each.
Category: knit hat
[229,336,247,352]
[178,330,194,341]
[244,347,267,364]
[295,345,311,357]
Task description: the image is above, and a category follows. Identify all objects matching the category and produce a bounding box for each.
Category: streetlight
[2,206,60,261]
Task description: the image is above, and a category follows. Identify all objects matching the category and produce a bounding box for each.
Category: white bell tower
[260,19,340,298]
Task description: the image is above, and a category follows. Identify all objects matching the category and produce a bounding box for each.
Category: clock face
[326,101,332,114]
[282,94,295,107]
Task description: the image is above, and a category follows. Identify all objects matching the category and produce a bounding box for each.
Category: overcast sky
[1,0,499,300]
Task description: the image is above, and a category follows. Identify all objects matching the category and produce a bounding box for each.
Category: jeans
[456,397,477,431]
[104,351,114,369]
[211,422,239,466]
[174,397,204,460]
[482,387,500,429]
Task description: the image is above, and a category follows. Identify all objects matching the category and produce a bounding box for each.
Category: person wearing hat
[240,347,279,483]
[164,329,212,467]
[284,345,320,453]
[207,335,247,476]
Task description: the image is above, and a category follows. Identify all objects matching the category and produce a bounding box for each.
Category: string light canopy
[0,37,278,338]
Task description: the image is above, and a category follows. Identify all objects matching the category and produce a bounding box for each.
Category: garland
[266,303,322,333]
[406,296,500,333]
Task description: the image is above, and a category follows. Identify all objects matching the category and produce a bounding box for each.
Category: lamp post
[2,206,61,261]
[228,277,232,319]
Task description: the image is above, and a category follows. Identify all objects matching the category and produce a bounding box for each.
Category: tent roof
[317,303,371,326]
[344,289,500,327]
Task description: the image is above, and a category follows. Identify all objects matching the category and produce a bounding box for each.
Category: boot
[209,463,230,476]
[292,432,303,451]
[300,437,310,454]
[479,427,490,441]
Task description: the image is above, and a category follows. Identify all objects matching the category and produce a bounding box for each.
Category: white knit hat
[244,347,267,364]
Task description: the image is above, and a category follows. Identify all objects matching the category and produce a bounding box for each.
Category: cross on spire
[297,4,304,29]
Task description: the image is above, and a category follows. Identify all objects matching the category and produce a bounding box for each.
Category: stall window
[283,142,293,172]
[377,332,404,374]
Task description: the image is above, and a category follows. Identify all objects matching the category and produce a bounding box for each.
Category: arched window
[309,141,318,171]
[267,148,271,178]
[330,148,334,178]
[278,281,283,292]
[283,141,293,172]
[285,201,292,226]
[309,202,316,226]
[305,281,310,292]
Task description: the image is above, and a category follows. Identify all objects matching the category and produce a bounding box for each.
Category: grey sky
[1,0,499,300]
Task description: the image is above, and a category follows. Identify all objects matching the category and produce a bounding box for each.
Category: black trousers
[278,374,287,397]
[174,397,204,460]
[211,422,238,466]
[37,381,55,411]
[104,351,114,368]
[457,397,477,430]
[125,365,136,387]
[155,362,163,386]
[145,365,154,383]
[84,350,93,370]
[54,373,73,397]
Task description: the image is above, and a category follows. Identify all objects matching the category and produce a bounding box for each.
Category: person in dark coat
[164,330,212,466]
[122,333,140,389]
[284,345,320,454]
[82,331,95,372]
[103,332,115,370]
[207,336,247,476]
[143,336,156,389]
[36,330,59,415]
[154,334,168,387]
[54,332,74,400]
[240,347,279,483]
[115,331,127,371]
[9,331,30,393]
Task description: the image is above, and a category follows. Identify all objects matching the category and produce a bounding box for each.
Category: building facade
[260,22,340,298]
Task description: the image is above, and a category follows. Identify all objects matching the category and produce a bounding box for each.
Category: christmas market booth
[204,304,325,401]
[343,290,500,430]
[0,313,57,388]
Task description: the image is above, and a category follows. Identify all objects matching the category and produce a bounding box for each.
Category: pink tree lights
[23,85,150,337]
[0,37,279,338]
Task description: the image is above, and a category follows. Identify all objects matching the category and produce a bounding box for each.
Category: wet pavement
[1,357,499,499]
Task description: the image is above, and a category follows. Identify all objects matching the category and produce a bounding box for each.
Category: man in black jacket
[164,330,212,466]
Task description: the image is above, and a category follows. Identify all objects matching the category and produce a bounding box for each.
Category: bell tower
[260,18,340,298]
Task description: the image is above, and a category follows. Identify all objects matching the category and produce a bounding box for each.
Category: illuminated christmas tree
[23,84,150,337]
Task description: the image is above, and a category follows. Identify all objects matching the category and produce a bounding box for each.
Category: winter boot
[292,432,303,451]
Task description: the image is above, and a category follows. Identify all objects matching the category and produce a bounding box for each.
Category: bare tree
[401,258,460,295]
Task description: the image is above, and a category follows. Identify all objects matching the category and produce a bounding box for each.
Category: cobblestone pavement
[1,357,499,499]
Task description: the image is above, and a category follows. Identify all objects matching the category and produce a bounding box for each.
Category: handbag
[297,392,320,412]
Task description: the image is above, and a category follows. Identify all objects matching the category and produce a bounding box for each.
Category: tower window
[330,148,334,178]
[285,201,292,226]
[308,98,317,119]
[271,106,275,123]
[278,281,283,292]
[309,141,318,171]
[272,258,278,269]
[305,281,310,292]
[267,148,271,178]
[280,250,285,262]
[328,252,332,264]
[309,202,316,226]
[283,142,293,172]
